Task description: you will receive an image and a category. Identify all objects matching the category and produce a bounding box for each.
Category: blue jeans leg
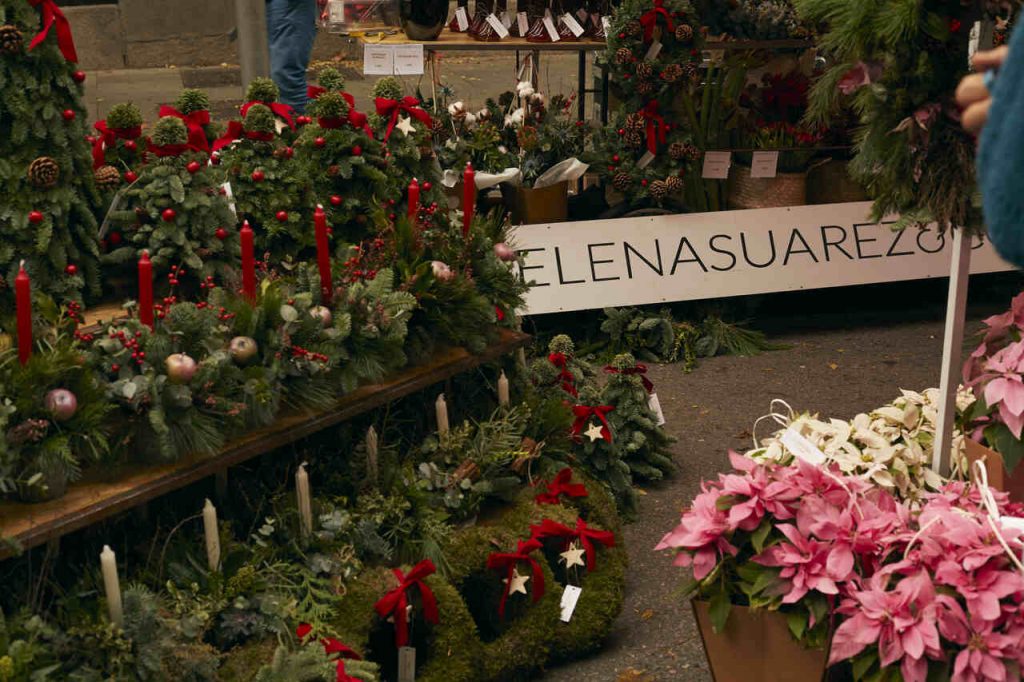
[266,0,317,114]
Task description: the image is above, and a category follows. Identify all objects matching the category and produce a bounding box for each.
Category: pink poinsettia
[952,622,1020,682]
[837,61,884,95]
[974,340,1024,438]
[753,523,855,603]
[655,484,737,580]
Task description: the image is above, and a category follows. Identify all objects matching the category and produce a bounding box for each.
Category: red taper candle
[408,177,420,225]
[15,261,31,365]
[138,251,153,329]
[314,205,332,305]
[240,220,256,301]
[463,162,475,237]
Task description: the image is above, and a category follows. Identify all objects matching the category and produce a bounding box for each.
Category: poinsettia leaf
[786,610,806,641]
[851,651,878,680]
[751,519,771,554]
[708,591,731,634]
[991,423,1024,473]
[715,494,738,511]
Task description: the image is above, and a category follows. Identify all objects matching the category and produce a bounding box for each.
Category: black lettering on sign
[783,228,819,265]
[670,237,708,275]
[588,242,620,282]
[852,222,881,259]
[709,234,737,272]
[740,230,776,268]
[518,248,550,287]
[886,227,914,257]
[555,246,586,285]
[820,225,853,262]
[916,228,945,254]
[624,240,663,278]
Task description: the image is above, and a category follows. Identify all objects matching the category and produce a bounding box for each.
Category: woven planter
[807,159,868,205]
[727,164,807,210]
[965,439,1024,502]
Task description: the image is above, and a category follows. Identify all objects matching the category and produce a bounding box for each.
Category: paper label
[221,182,237,216]
[486,13,510,38]
[500,11,512,29]
[517,11,529,34]
[363,44,395,75]
[327,0,345,22]
[543,16,560,41]
[648,393,666,426]
[394,44,424,75]
[560,585,583,622]
[701,151,731,179]
[398,646,416,682]
[780,428,828,465]
[645,40,662,61]
[562,13,585,37]
[1000,516,1024,532]
[637,150,655,169]
[750,151,779,178]
[969,21,981,67]
[601,16,611,35]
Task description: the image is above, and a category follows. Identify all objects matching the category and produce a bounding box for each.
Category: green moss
[310,91,350,120]
[246,77,280,103]
[106,102,143,130]
[219,638,279,681]
[243,103,277,134]
[318,66,346,92]
[371,76,402,101]
[151,116,189,146]
[174,88,211,114]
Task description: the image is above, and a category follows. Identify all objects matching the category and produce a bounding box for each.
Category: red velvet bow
[296,624,363,682]
[146,139,201,157]
[571,405,614,443]
[211,120,275,152]
[241,100,296,130]
[639,0,674,43]
[373,559,440,648]
[486,538,545,618]
[603,364,654,393]
[28,0,77,62]
[309,87,371,134]
[375,96,432,141]
[547,352,578,397]
[641,101,668,155]
[158,105,211,153]
[535,467,589,505]
[91,120,142,169]
[531,518,615,571]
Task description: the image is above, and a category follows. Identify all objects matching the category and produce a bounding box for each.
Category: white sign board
[509,202,1014,315]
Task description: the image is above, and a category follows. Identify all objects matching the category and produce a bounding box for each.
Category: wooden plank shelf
[359,32,606,52]
[0,328,530,560]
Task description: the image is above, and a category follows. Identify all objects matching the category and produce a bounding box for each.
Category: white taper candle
[100,545,123,627]
[497,371,510,406]
[203,498,221,571]
[435,393,450,436]
[296,463,313,537]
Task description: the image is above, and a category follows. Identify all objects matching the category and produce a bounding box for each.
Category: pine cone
[661,63,683,83]
[636,80,655,96]
[682,62,700,83]
[675,24,694,43]
[28,156,60,188]
[93,164,122,190]
[680,142,701,161]
[612,171,632,191]
[669,142,687,160]
[665,175,684,193]
[648,179,669,200]
[625,112,645,132]
[0,24,23,55]
[636,61,654,79]
[625,20,642,37]
[624,129,644,148]
[431,117,448,142]
[614,47,633,65]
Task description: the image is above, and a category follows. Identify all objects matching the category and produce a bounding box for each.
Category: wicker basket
[727,164,807,210]
[807,159,868,205]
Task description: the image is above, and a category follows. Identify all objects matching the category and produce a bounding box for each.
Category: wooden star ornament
[559,541,586,569]
[584,422,605,442]
[395,115,416,136]
[503,568,530,596]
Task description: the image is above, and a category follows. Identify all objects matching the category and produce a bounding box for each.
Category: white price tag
[644,40,662,61]
[750,151,779,178]
[500,11,512,29]
[393,44,424,75]
[969,21,981,67]
[561,13,584,37]
[363,44,395,75]
[1000,516,1024,532]
[701,151,731,179]
[327,0,345,23]
[637,150,655,169]
[221,182,237,216]
[601,16,611,35]
[455,6,469,31]
[486,13,510,38]
[780,428,828,465]
[543,15,560,41]
[648,393,666,426]
[560,585,583,622]
[517,11,529,34]
[398,646,416,682]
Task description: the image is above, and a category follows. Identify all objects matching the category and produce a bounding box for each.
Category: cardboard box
[965,439,1024,502]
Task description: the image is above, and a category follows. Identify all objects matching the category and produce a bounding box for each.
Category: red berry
[388,213,396,221]
[608,165,614,171]
[28,210,44,224]
[297,115,312,126]
[641,179,648,187]
[215,227,228,240]
[124,140,137,152]
[124,170,138,183]
[162,208,177,222]
[423,181,432,191]
[330,195,343,206]
[72,70,86,83]
[111,364,120,372]
[251,169,265,182]
[352,145,362,156]
[618,129,625,135]
[218,187,227,195]
[276,210,288,222]
[613,154,620,162]
[284,146,294,158]
[108,231,122,245]
[187,161,201,174]
[65,264,78,275]
[315,136,326,148]
[62,109,76,121]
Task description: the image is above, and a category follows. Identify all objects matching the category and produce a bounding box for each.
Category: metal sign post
[235,0,271,91]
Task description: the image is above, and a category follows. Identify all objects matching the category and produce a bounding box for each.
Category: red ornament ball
[283,146,294,159]
[251,169,265,183]
[186,161,201,174]
[607,165,614,171]
[210,152,221,165]
[618,128,625,135]
[65,264,77,275]
[618,32,625,38]
[161,208,177,222]
[124,140,137,152]
[352,145,362,156]
[422,181,432,191]
[72,70,86,83]
[613,154,620,163]
[62,109,76,121]
[314,136,326,148]
[124,170,138,183]
[215,227,228,240]
[28,210,44,224]
[641,179,648,187]
[275,210,288,222]
[388,213,396,221]
[330,195,343,206]
[297,115,312,125]
[108,231,122,245]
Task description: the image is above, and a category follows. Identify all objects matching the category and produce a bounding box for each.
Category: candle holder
[472,0,509,41]
[448,0,471,32]
[468,0,495,37]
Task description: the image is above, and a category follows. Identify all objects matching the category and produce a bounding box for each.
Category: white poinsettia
[516,80,535,98]
[504,108,525,128]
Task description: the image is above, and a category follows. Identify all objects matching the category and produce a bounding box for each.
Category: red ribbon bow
[296,624,363,682]
[146,139,201,157]
[309,87,372,133]
[604,364,654,393]
[91,120,142,169]
[374,96,432,141]
[486,538,546,618]
[373,559,440,648]
[240,100,296,130]
[28,0,77,62]
[639,0,674,43]
[641,101,668,155]
[531,518,615,572]
[158,105,212,153]
[571,405,614,443]
[211,120,275,152]
[535,467,589,505]
[547,352,578,397]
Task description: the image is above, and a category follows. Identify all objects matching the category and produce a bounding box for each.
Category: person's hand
[956,46,1009,135]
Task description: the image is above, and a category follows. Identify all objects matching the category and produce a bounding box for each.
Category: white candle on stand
[296,463,313,537]
[498,371,510,406]
[203,499,221,571]
[100,545,124,627]
[436,393,450,436]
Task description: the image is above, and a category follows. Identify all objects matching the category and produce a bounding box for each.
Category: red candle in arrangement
[408,178,420,225]
[15,261,31,365]
[138,251,153,329]
[240,220,256,301]
[463,162,475,236]
[314,205,332,305]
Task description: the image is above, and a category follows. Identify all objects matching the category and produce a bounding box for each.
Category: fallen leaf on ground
[641,608,655,620]
[828,362,839,370]
[617,668,654,682]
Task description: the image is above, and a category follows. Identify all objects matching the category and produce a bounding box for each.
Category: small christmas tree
[90,101,145,192]
[601,352,674,481]
[242,77,296,139]
[0,0,103,314]
[572,383,637,517]
[105,116,239,287]
[162,87,218,151]
[528,334,595,401]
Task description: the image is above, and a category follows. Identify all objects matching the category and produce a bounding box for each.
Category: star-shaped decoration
[584,422,604,442]
[274,118,287,135]
[559,541,586,569]
[503,568,530,596]
[395,115,416,137]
